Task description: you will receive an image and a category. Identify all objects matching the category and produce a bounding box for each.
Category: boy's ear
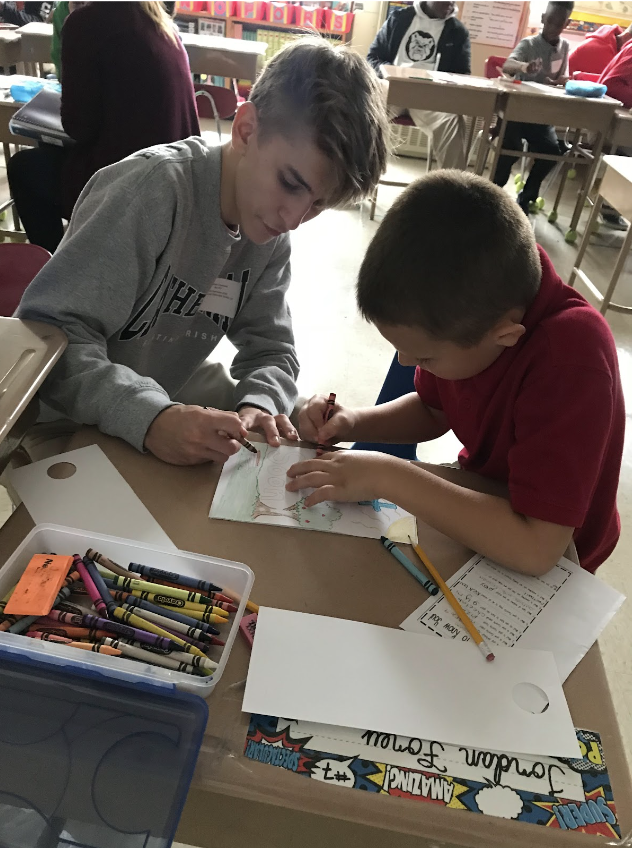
[493,315,526,349]
[231,101,258,155]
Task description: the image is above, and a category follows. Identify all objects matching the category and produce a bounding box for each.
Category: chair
[484,55,507,79]
[194,84,238,141]
[369,116,433,221]
[0,243,50,316]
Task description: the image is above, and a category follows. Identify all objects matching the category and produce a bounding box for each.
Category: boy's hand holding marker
[298,393,358,449]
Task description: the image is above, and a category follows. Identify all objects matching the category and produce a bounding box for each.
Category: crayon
[82,556,116,615]
[28,625,110,641]
[26,631,122,655]
[143,580,235,607]
[121,604,215,642]
[221,588,259,615]
[85,549,131,578]
[108,590,221,637]
[101,573,220,607]
[74,557,111,618]
[111,607,206,658]
[101,638,206,675]
[62,571,82,589]
[119,637,218,672]
[46,609,177,651]
[56,601,86,615]
[125,562,222,595]
[380,536,440,596]
[316,391,336,451]
[154,602,227,626]
[121,608,211,653]
[7,586,72,634]
[107,584,226,617]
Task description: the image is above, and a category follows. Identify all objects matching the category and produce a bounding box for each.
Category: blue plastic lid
[0,650,208,848]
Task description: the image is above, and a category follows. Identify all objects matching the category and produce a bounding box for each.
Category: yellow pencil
[408,536,495,662]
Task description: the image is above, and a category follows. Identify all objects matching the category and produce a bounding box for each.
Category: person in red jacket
[7,1,200,253]
[569,23,632,75]
[599,33,632,108]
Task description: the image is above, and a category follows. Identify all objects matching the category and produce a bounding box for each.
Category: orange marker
[5,554,74,617]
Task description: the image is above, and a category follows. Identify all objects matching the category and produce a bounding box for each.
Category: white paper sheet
[9,445,176,549]
[400,554,625,682]
[210,443,417,543]
[243,608,580,758]
[273,718,586,802]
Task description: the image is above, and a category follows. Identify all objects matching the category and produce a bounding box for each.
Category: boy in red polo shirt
[287,171,624,576]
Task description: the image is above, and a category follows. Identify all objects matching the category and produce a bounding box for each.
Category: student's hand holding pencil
[286,449,394,507]
[298,394,357,448]
[144,405,247,466]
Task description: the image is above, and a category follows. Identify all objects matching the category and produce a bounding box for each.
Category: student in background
[16,40,389,466]
[598,30,632,108]
[569,23,632,75]
[367,1,471,169]
[291,172,624,577]
[0,1,51,26]
[494,1,574,215]
[7,1,200,253]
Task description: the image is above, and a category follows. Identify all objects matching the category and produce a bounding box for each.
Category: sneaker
[516,191,532,216]
[601,211,629,231]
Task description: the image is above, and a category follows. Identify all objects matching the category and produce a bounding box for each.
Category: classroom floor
[1,133,632,845]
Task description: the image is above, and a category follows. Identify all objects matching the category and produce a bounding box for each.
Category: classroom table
[180,32,266,81]
[0,30,21,70]
[0,427,629,847]
[569,154,632,316]
[0,319,66,472]
[381,66,501,177]
[490,81,622,243]
[16,23,267,82]
[608,108,632,151]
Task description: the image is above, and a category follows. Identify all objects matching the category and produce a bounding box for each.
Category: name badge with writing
[200,277,242,319]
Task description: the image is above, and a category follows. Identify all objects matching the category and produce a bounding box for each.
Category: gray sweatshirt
[17,138,299,453]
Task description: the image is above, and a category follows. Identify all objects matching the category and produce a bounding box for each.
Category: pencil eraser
[5,554,74,616]
[239,613,257,648]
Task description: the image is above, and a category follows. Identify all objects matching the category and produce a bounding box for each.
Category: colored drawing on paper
[210,444,417,542]
[244,718,619,836]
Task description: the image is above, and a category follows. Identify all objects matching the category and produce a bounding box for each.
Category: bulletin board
[460,1,528,49]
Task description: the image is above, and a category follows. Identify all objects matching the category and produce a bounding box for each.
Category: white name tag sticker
[200,277,241,319]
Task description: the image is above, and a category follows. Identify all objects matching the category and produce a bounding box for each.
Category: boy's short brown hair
[249,38,389,207]
[356,171,542,346]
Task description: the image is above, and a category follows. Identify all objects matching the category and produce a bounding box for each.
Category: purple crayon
[121,608,210,654]
[46,608,177,650]
[74,556,111,618]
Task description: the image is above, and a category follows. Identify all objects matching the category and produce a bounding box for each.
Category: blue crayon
[127,562,221,595]
[82,556,117,615]
[105,583,220,636]
[380,536,440,596]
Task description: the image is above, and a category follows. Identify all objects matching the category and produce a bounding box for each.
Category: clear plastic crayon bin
[0,524,254,697]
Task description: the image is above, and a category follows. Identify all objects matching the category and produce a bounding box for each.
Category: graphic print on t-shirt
[406,30,436,63]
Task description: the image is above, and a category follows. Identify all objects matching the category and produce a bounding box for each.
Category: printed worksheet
[401,555,624,681]
[209,444,417,543]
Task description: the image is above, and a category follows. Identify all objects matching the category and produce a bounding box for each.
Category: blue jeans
[352,353,418,460]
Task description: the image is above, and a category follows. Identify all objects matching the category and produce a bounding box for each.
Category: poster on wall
[461,1,525,49]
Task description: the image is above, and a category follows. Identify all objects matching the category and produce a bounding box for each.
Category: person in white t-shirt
[367,1,471,169]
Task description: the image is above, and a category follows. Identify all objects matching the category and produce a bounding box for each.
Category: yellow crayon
[101,572,217,606]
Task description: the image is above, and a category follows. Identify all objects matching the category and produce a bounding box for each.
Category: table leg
[568,194,603,288]
[599,222,632,314]
[569,130,604,235]
[486,114,507,183]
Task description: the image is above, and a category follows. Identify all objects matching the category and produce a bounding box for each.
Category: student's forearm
[349,393,449,443]
[381,461,572,575]
[503,58,526,76]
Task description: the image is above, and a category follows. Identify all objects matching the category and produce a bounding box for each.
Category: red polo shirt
[414,247,624,572]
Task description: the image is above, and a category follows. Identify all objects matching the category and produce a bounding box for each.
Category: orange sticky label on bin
[4,554,74,616]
